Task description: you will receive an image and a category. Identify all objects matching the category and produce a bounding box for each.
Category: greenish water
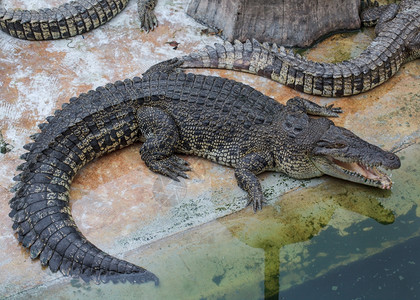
[273,143,420,300]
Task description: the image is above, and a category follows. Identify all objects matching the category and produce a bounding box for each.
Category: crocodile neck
[181,1,419,97]
[0,0,129,40]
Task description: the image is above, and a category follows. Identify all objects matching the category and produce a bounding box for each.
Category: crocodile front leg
[143,58,183,76]
[137,106,191,181]
[234,152,273,211]
[286,97,343,117]
[137,0,158,32]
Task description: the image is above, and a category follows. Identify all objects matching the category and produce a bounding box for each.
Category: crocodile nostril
[385,153,401,169]
[386,153,396,160]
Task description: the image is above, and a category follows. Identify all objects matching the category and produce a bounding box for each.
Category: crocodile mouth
[329,157,393,189]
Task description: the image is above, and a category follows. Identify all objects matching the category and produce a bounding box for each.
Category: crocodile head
[309,125,400,189]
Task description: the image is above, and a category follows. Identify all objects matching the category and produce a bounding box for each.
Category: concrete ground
[0,0,419,299]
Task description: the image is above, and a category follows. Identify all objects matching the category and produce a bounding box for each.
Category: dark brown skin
[10,66,399,284]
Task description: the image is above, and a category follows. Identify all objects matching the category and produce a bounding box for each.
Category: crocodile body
[0,0,158,40]
[179,0,420,97]
[10,66,400,283]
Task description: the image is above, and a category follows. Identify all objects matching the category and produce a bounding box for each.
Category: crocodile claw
[325,104,343,117]
[362,0,379,9]
[138,0,158,32]
[246,191,266,212]
[140,10,158,32]
[147,156,191,181]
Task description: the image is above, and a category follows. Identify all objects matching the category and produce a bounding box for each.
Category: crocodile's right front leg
[234,152,273,211]
[137,0,158,32]
[137,106,191,181]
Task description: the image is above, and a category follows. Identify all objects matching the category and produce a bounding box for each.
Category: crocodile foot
[145,155,191,181]
[324,104,343,117]
[286,97,343,117]
[361,0,379,10]
[246,192,267,212]
[138,0,158,32]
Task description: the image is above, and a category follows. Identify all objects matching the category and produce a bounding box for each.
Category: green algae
[0,131,12,154]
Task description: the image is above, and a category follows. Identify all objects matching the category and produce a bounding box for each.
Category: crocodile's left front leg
[234,152,273,211]
[286,97,343,117]
[138,0,158,32]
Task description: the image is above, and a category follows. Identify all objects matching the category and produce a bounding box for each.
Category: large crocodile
[0,0,156,40]
[176,0,420,97]
[10,63,400,283]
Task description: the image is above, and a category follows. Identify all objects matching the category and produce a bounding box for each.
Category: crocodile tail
[8,84,158,285]
[9,162,158,284]
[0,0,129,40]
[181,37,406,97]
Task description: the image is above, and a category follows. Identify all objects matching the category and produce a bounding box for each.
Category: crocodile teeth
[331,158,392,189]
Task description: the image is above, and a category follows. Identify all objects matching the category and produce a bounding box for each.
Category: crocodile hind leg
[137,106,191,181]
[373,3,399,35]
[137,0,158,32]
[407,32,420,60]
[360,0,399,32]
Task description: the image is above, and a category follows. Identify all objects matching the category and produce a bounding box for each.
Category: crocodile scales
[176,0,420,97]
[10,65,400,283]
[0,0,156,40]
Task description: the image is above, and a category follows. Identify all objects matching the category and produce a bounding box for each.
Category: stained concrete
[0,0,419,299]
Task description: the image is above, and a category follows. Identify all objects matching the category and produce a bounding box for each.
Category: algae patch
[0,131,12,154]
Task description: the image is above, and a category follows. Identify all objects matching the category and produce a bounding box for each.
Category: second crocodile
[177,0,420,97]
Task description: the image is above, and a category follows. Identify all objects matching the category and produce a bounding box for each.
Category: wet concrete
[0,0,419,299]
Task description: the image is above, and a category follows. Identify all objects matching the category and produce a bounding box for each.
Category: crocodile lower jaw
[330,158,393,189]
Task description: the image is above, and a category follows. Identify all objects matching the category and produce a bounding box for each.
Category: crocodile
[0,0,156,40]
[175,0,420,97]
[9,63,400,284]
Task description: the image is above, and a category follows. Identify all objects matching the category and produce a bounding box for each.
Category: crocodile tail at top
[0,0,129,40]
[181,27,409,97]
